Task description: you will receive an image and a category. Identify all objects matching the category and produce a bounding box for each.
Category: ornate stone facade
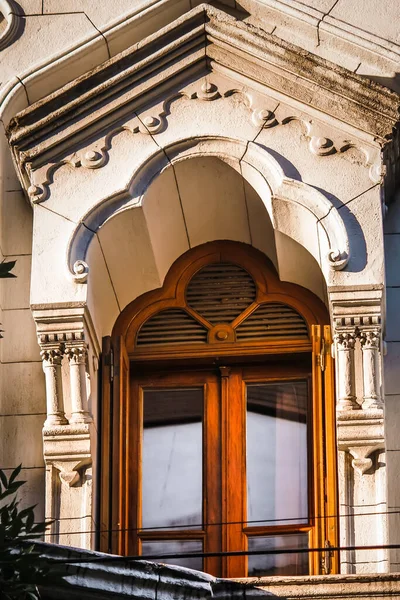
[1,0,400,588]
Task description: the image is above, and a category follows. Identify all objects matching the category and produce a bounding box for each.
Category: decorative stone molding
[22,79,383,205]
[65,137,351,281]
[7,4,398,207]
[0,0,22,50]
[72,260,89,283]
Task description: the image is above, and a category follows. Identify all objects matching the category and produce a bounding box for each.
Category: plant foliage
[0,261,16,338]
[0,465,52,600]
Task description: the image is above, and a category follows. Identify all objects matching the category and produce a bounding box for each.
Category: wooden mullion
[128,377,141,555]
[100,336,112,553]
[323,325,339,573]
[203,377,222,576]
[311,325,325,574]
[222,367,246,577]
[139,530,206,540]
[244,524,312,535]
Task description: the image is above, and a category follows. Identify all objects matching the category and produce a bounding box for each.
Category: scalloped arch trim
[67,136,350,283]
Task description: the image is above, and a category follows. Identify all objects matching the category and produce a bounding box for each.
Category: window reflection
[141,539,203,571]
[142,388,203,529]
[246,381,308,526]
[247,534,309,576]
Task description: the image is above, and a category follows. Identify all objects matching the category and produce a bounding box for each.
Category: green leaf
[8,465,22,485]
[0,260,17,278]
[8,480,26,493]
[0,469,8,490]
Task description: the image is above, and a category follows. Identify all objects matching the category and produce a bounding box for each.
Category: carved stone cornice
[7,4,400,203]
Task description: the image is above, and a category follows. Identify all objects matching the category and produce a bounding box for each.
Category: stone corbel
[43,424,92,487]
[54,458,92,487]
[337,410,385,475]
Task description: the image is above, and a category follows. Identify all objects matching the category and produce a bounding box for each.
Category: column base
[70,411,92,424]
[44,414,69,426]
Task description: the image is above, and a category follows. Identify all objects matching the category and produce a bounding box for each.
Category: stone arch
[67,136,350,283]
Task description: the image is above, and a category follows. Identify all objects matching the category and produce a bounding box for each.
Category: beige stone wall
[0,145,46,521]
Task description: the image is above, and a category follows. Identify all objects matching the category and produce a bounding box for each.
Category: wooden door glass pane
[246,381,308,526]
[141,540,203,571]
[247,533,309,576]
[142,388,203,529]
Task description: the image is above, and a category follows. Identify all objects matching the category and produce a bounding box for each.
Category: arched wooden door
[100,241,338,577]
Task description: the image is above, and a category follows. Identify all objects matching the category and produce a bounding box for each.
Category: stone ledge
[239,572,400,598]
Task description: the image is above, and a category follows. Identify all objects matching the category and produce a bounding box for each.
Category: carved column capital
[40,344,64,366]
[334,331,357,350]
[65,344,88,365]
[359,329,381,350]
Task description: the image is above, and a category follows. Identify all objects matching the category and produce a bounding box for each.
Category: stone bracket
[337,410,385,475]
[43,423,92,487]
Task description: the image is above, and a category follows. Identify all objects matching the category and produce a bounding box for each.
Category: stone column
[335,331,360,411]
[360,330,383,409]
[41,345,68,426]
[65,343,91,423]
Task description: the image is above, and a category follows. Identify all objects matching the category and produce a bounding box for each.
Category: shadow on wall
[257,144,367,274]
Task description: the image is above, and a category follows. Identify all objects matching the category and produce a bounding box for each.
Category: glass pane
[142,388,203,529]
[246,381,308,526]
[248,534,309,576]
[141,540,203,571]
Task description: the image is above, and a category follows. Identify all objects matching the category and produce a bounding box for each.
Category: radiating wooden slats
[187,263,256,324]
[236,303,308,341]
[137,309,207,346]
